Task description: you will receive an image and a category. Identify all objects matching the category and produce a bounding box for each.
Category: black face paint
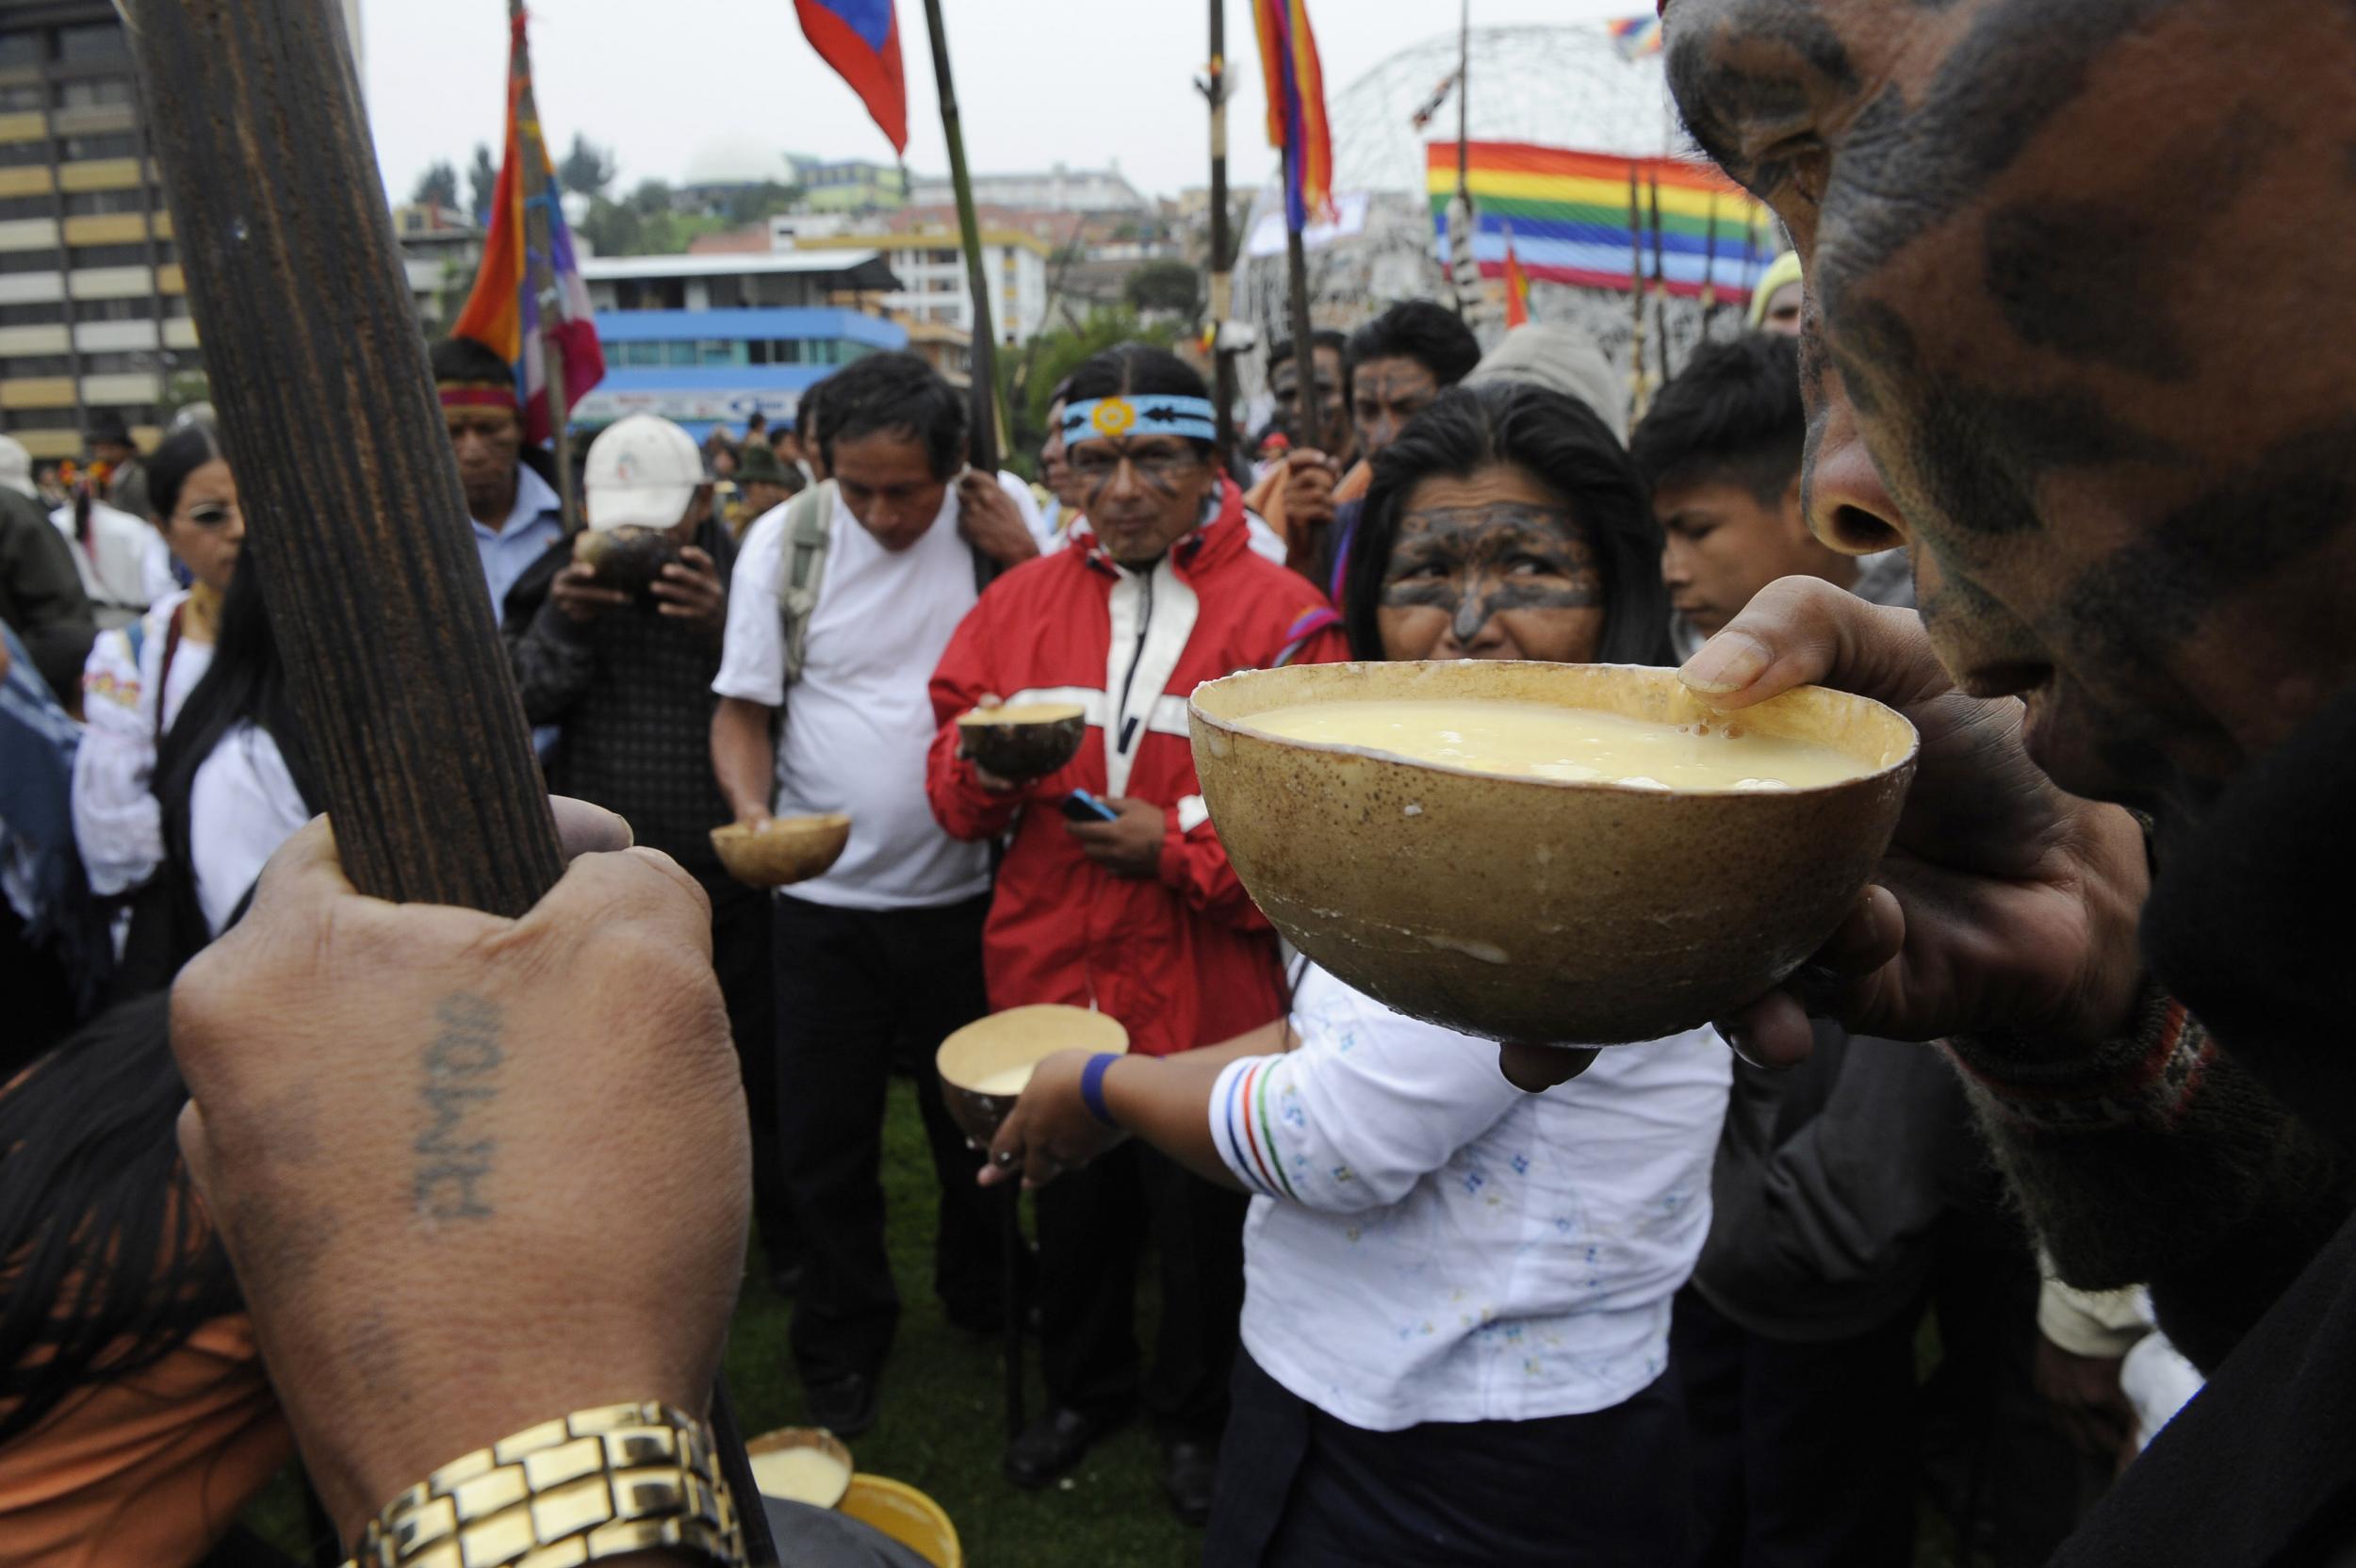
[1382,503,1604,644]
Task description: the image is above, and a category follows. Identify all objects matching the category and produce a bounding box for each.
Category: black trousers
[1673,1287,1922,1568]
[1206,1347,1692,1566]
[774,892,998,1386]
[1034,1138,1245,1440]
[711,886,794,1270]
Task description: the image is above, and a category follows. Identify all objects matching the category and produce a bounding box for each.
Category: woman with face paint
[984,381,1730,1565]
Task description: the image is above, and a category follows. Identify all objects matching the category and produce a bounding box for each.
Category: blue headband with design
[1061,394,1219,447]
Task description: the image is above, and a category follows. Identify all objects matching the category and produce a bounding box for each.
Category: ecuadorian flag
[795,0,908,155]
[1429,142,1775,302]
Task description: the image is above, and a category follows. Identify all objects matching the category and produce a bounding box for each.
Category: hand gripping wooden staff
[119,4,778,1560]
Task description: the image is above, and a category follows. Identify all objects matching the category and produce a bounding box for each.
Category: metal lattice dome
[1235,24,1755,416]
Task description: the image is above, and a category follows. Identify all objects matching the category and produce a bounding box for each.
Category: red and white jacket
[926,481,1346,1057]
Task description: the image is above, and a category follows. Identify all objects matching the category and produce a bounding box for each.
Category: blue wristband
[1079,1052,1121,1128]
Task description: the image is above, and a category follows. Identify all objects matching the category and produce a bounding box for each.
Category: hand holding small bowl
[957,701,1088,784]
[710,812,853,890]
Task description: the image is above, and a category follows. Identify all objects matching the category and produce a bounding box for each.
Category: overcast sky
[361,0,1650,205]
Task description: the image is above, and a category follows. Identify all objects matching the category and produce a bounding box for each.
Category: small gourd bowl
[936,1004,1129,1146]
[956,703,1088,782]
[710,812,853,890]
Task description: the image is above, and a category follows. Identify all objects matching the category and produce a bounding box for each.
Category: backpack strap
[775,480,837,689]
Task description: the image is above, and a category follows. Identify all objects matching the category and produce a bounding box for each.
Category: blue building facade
[573,308,907,443]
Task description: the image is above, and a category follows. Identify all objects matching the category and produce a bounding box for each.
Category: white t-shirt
[1210,964,1730,1430]
[189,721,310,936]
[713,486,991,911]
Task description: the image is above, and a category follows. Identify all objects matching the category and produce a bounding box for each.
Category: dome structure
[1235,24,1770,424]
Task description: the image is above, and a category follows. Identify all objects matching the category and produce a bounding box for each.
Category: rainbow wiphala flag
[1428,141,1776,302]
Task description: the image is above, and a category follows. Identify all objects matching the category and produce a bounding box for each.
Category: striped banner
[1426,141,1775,302]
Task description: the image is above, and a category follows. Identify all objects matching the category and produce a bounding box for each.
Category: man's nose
[1661,537,1692,586]
[1799,351,1906,556]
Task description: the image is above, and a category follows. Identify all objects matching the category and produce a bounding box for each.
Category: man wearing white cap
[503,413,795,1290]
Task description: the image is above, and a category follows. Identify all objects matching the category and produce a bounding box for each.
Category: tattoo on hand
[415,994,503,1221]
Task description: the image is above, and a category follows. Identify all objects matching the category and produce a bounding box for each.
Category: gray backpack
[771,475,1003,687]
[773,480,838,688]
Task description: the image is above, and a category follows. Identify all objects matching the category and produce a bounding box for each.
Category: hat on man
[84,413,131,448]
[735,439,792,487]
[1746,252,1805,330]
[583,414,705,532]
[1464,322,1629,445]
[0,434,35,499]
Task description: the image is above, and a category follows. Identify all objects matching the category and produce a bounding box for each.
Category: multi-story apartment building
[0,0,360,463]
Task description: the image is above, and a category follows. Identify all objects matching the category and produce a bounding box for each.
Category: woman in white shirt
[986,381,1732,1565]
[71,425,243,903]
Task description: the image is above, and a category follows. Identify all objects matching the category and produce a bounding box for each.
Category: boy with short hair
[1631,334,1910,659]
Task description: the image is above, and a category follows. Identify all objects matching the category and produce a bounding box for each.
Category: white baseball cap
[583,414,704,532]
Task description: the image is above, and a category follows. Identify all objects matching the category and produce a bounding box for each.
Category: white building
[908,162,1148,217]
[790,228,1052,345]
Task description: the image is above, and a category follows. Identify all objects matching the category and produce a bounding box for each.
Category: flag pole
[920,0,1000,475]
[1448,0,1474,322]
[1202,0,1238,478]
[1699,191,1721,335]
[1627,164,1648,422]
[507,0,578,531]
[1648,168,1673,387]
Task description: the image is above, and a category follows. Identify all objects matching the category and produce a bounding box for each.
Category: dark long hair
[0,992,238,1445]
[1342,382,1673,666]
[144,422,226,524]
[116,551,319,992]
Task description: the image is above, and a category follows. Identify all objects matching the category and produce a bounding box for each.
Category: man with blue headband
[926,344,1345,1522]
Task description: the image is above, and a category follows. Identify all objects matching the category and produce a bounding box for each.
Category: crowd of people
[4,5,2351,1562]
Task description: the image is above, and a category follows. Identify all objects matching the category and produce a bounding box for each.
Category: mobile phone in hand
[1060,789,1120,823]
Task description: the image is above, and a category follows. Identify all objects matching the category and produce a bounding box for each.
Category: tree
[467,142,499,222]
[410,160,459,211]
[1010,305,1182,464]
[722,181,807,227]
[558,134,616,199]
[1123,260,1203,323]
[626,178,675,218]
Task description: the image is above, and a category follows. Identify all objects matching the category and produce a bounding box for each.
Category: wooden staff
[119,4,777,1560]
[1203,0,1238,475]
[922,0,1001,474]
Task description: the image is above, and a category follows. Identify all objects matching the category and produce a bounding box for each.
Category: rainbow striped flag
[452,10,603,446]
[1253,0,1334,233]
[1607,15,1663,59]
[1426,141,1775,302]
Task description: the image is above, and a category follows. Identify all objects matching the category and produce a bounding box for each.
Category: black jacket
[0,488,94,707]
[500,515,744,897]
[2053,678,2356,1566]
[1693,1021,1986,1342]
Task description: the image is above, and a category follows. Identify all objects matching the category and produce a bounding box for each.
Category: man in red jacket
[927,346,1343,1523]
